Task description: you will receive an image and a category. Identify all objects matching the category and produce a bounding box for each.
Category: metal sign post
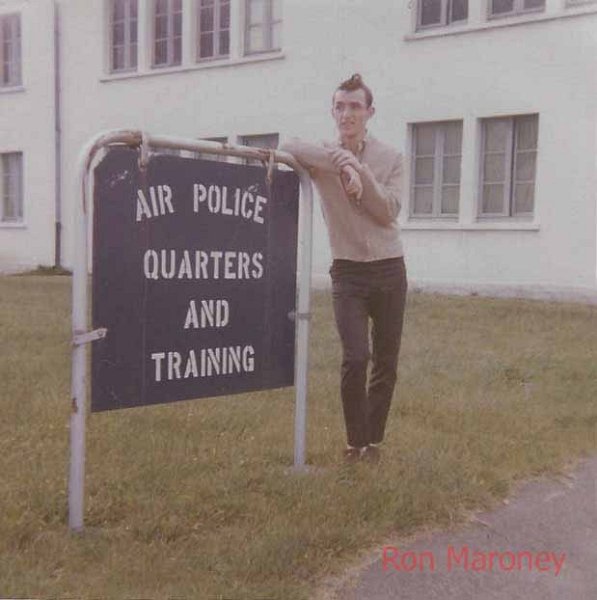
[69,130,314,531]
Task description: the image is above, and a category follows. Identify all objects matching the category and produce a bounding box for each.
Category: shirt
[279,134,404,262]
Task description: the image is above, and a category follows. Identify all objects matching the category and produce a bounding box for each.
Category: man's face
[331,88,375,140]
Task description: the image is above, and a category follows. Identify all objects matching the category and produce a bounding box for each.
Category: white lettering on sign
[151,345,256,382]
[143,249,264,280]
[183,299,229,329]
[136,185,175,222]
[193,183,267,225]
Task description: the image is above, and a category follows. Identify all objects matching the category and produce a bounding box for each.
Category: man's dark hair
[335,73,374,108]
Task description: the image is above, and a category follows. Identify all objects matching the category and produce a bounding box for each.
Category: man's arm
[329,148,403,226]
[277,138,339,174]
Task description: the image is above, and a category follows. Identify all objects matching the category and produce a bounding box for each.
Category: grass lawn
[0,274,596,599]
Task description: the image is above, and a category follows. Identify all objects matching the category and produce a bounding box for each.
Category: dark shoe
[361,445,381,464]
[342,447,362,464]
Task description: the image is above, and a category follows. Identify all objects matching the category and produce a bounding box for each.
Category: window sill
[402,220,540,231]
[0,85,25,95]
[0,222,26,229]
[101,51,285,82]
[405,6,597,41]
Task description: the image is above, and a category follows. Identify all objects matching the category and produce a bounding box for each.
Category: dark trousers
[330,257,407,448]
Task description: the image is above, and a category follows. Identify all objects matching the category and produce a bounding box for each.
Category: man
[280,73,407,464]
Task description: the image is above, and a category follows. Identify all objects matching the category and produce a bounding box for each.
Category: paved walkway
[324,456,597,600]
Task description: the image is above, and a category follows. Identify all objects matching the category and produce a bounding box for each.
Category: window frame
[1,152,24,224]
[410,121,463,219]
[487,0,546,19]
[244,0,282,56]
[196,0,230,61]
[0,12,22,88]
[416,0,468,31]
[478,115,538,219]
[152,0,183,68]
[109,0,138,73]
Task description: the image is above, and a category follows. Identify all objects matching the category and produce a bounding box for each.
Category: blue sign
[91,148,299,412]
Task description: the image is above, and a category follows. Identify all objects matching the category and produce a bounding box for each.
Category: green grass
[0,275,596,599]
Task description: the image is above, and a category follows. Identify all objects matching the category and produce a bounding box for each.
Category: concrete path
[325,456,597,600]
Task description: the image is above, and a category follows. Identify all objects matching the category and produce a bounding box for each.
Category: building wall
[0,0,56,270]
[1,0,596,292]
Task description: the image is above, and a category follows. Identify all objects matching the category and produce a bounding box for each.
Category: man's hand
[341,165,363,200]
[328,147,362,173]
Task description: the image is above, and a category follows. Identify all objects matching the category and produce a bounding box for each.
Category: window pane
[247,25,265,52]
[130,19,138,43]
[415,124,435,155]
[130,0,138,18]
[220,1,231,28]
[155,39,168,64]
[199,32,214,57]
[173,12,182,35]
[219,30,230,55]
[442,156,461,185]
[441,186,459,214]
[443,122,462,154]
[420,0,442,26]
[156,0,168,15]
[200,0,215,6]
[113,22,125,44]
[2,154,23,222]
[113,0,125,21]
[112,46,125,70]
[173,37,182,63]
[484,119,510,152]
[491,0,514,14]
[516,116,538,151]
[515,152,536,182]
[130,43,138,68]
[513,183,534,214]
[200,7,214,32]
[248,0,266,25]
[415,157,434,185]
[451,0,468,21]
[524,0,545,8]
[413,187,433,214]
[483,153,506,183]
[155,15,168,38]
[482,184,505,214]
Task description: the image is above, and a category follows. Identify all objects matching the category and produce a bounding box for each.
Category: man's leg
[367,259,407,445]
[331,276,370,449]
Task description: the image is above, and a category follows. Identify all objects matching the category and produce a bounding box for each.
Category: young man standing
[280,74,407,464]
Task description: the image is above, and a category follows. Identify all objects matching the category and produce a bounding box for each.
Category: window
[480,115,538,218]
[110,0,138,72]
[417,0,468,29]
[245,0,282,55]
[240,133,279,165]
[0,13,21,87]
[1,153,23,223]
[489,0,545,18]
[411,121,462,218]
[197,0,230,60]
[153,0,182,67]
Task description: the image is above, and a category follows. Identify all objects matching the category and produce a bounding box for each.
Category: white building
[1,0,596,296]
